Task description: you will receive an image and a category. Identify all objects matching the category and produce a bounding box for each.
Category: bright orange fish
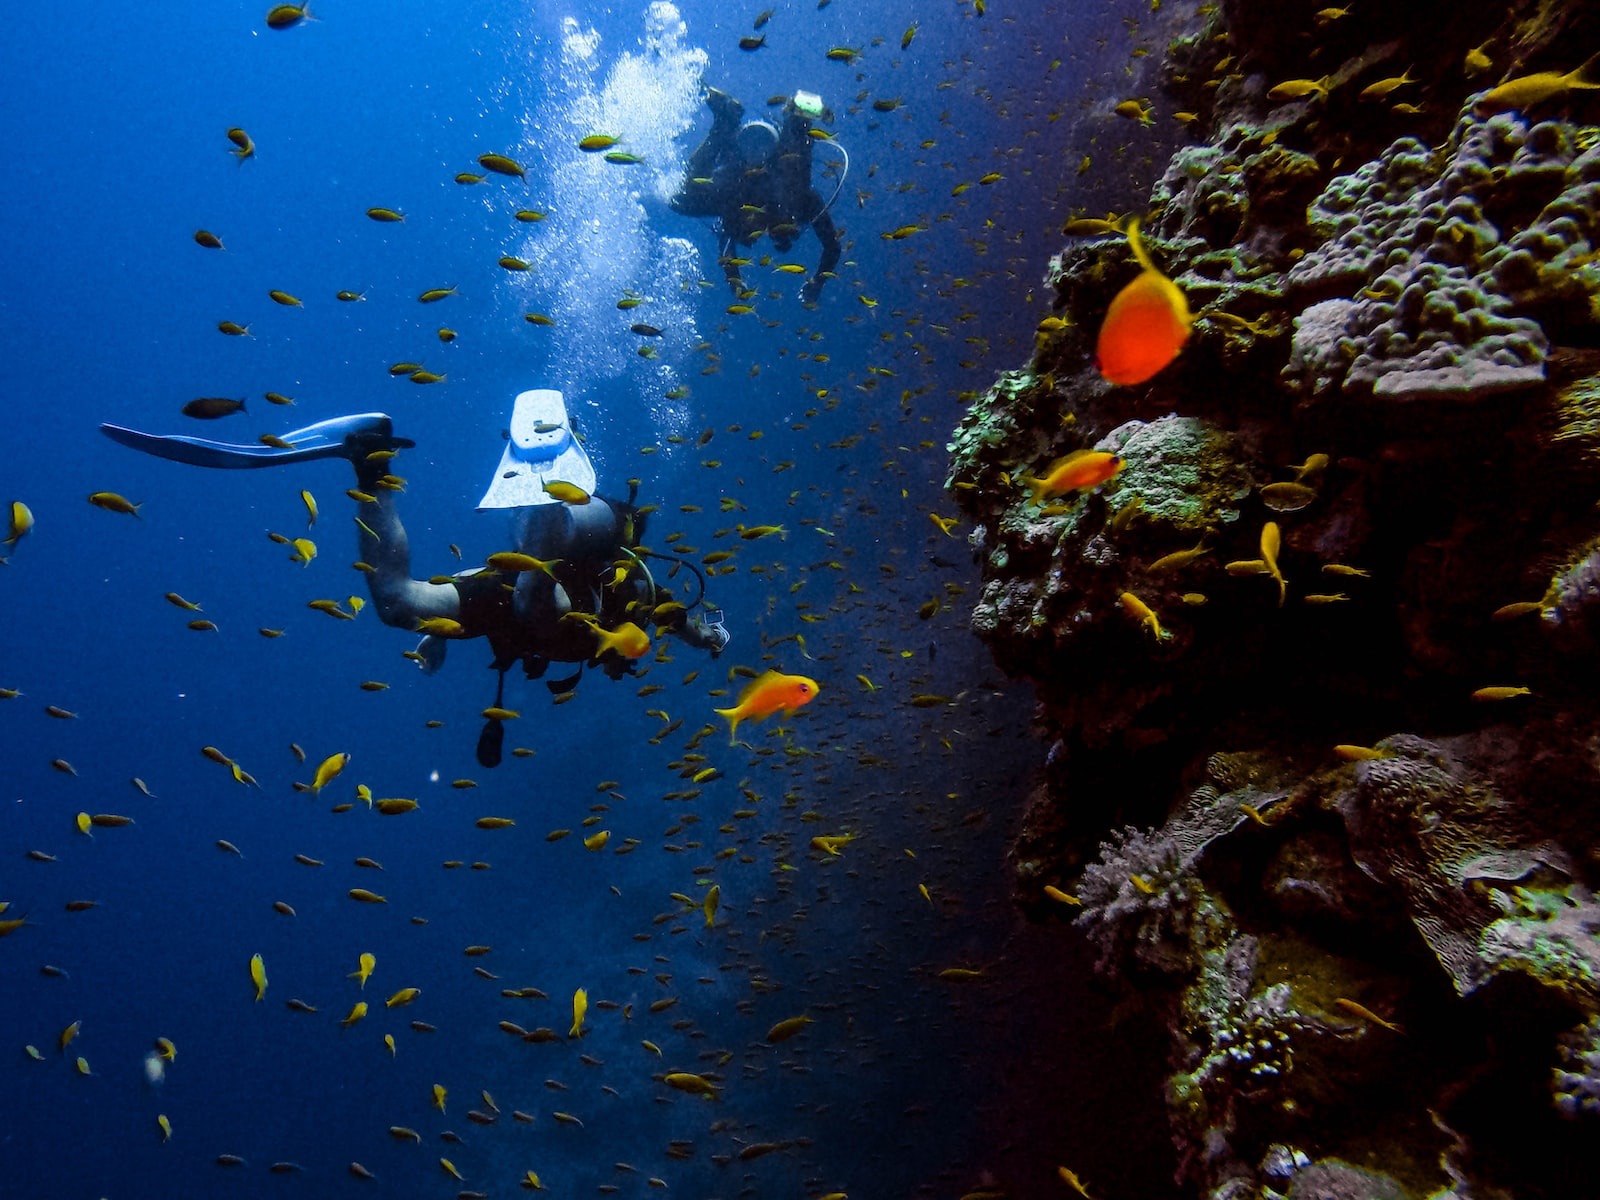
[1022,449,1123,506]
[1094,218,1191,385]
[714,669,820,742]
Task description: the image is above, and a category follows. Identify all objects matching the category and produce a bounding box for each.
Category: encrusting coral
[1281,111,1600,403]
[948,1,1600,1195]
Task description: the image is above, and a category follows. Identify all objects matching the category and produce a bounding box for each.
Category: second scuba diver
[670,86,844,305]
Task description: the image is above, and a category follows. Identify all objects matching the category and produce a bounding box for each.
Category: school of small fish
[0,2,1128,1196]
[12,0,1577,1195]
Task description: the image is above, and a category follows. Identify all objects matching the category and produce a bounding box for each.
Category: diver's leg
[352,459,460,628]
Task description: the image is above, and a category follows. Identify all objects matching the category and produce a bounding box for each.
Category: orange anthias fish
[1022,449,1123,506]
[1094,218,1191,385]
[714,670,820,742]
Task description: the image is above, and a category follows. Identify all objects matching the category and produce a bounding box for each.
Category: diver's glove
[799,278,823,306]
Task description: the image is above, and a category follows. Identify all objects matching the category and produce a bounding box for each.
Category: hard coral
[1076,823,1208,977]
[1105,415,1255,534]
[1553,1011,1600,1119]
[1328,733,1578,997]
[1478,882,1600,1004]
[1540,529,1600,654]
[1280,106,1600,404]
[1076,752,1297,978]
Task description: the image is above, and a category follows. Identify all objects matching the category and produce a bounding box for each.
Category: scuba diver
[670,86,844,305]
[100,389,730,767]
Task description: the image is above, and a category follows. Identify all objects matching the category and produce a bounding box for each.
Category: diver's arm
[802,204,841,304]
[681,128,732,192]
[353,466,460,629]
[672,94,741,217]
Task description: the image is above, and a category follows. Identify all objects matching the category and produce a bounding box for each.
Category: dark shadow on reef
[947,1,1600,1196]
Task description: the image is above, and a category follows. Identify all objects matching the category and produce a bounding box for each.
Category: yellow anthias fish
[542,480,591,504]
[570,988,588,1037]
[310,752,350,794]
[662,1072,718,1097]
[1261,521,1286,606]
[250,953,267,1002]
[87,491,141,517]
[1266,76,1331,102]
[595,620,651,659]
[1114,97,1154,125]
[415,617,465,637]
[5,500,33,548]
[1475,54,1600,115]
[1058,1165,1095,1199]
[486,551,561,577]
[810,833,855,856]
[1119,591,1170,641]
[766,1014,813,1043]
[349,952,375,988]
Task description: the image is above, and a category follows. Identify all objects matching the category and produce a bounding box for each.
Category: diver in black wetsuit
[670,87,844,305]
[100,391,729,766]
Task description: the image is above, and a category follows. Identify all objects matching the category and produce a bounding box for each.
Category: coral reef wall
[948,2,1600,1197]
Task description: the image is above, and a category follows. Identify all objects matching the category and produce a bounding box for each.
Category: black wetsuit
[671,99,842,297]
[450,496,715,681]
[450,495,637,677]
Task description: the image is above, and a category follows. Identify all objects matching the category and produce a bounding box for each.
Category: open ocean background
[0,1,1181,1196]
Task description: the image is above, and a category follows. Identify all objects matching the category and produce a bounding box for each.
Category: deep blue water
[1,2,1178,1197]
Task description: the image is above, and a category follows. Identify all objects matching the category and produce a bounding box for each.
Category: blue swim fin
[99,412,413,469]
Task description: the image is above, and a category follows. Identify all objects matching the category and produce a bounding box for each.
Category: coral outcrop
[950,1,1600,1196]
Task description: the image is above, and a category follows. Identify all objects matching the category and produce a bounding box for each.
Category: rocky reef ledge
[949,3,1600,1197]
